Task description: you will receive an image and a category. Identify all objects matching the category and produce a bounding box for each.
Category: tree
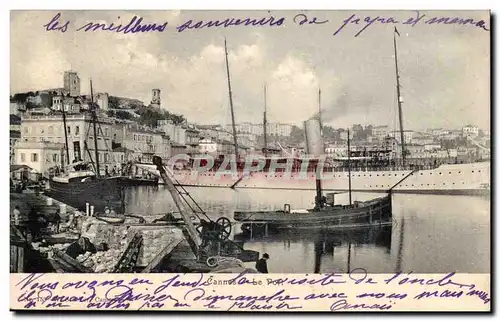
[287,125,305,146]
[117,110,133,120]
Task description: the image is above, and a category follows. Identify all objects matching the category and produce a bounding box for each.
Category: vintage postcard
[9,10,490,312]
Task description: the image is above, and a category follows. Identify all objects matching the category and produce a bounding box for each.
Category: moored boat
[234,119,394,232]
[117,176,159,186]
[234,193,392,232]
[46,79,123,214]
[47,164,123,214]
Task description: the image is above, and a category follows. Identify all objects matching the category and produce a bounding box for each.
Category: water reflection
[235,225,392,273]
[121,186,490,273]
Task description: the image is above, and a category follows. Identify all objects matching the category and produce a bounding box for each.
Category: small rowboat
[95,215,126,224]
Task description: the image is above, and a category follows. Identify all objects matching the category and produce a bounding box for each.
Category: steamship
[169,29,490,196]
[140,31,490,196]
[46,80,123,213]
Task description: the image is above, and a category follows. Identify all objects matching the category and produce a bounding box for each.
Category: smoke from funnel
[309,87,374,123]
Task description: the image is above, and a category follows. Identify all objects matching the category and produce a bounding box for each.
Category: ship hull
[169,161,490,195]
[117,177,159,187]
[47,177,123,213]
[234,195,392,231]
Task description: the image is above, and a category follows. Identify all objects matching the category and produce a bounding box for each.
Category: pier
[10,178,260,274]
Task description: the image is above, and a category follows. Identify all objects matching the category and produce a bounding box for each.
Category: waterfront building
[185,125,201,156]
[13,141,65,175]
[20,112,115,174]
[157,119,186,145]
[112,146,135,165]
[112,123,170,164]
[198,138,217,155]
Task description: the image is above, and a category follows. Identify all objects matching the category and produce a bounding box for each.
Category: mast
[263,85,268,157]
[224,38,239,157]
[90,79,100,178]
[61,107,70,167]
[393,27,406,166]
[347,128,352,205]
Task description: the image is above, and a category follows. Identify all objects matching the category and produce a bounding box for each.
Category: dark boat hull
[234,195,392,231]
[47,177,123,214]
[118,177,159,186]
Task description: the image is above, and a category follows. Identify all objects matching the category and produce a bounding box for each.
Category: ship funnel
[304,119,324,157]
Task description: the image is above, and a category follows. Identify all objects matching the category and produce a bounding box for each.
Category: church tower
[150,89,161,108]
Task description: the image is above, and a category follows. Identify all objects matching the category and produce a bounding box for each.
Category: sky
[10,10,490,131]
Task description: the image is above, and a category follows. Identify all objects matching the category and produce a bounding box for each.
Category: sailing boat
[233,119,393,232]
[46,80,123,213]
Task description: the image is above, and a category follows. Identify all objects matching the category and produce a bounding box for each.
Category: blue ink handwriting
[176,15,285,33]
[43,13,70,33]
[184,287,300,310]
[330,299,393,311]
[384,272,476,290]
[76,15,167,33]
[267,273,346,286]
[293,14,329,26]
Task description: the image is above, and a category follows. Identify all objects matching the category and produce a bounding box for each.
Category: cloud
[10,10,490,131]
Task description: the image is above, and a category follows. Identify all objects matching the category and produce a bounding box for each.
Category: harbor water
[123,186,490,274]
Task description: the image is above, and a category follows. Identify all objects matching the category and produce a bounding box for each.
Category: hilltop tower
[150,89,161,108]
[63,70,80,97]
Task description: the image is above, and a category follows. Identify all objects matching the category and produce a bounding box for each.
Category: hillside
[108,96,144,109]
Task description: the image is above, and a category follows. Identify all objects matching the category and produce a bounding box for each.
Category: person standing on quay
[255,253,270,273]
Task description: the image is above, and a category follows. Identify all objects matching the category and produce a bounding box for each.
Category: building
[231,122,292,137]
[424,143,442,151]
[185,126,200,156]
[198,125,233,142]
[150,89,161,108]
[462,125,479,137]
[339,130,353,141]
[406,144,425,157]
[198,138,218,155]
[10,102,26,116]
[235,122,254,134]
[112,123,170,164]
[96,93,109,110]
[325,144,347,157]
[412,136,435,145]
[63,71,81,97]
[237,132,258,150]
[112,146,135,165]
[51,96,81,113]
[430,128,450,137]
[10,130,21,165]
[20,113,115,174]
[13,141,65,175]
[352,124,364,139]
[389,130,414,144]
[372,125,389,141]
[267,123,293,137]
[157,119,186,145]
